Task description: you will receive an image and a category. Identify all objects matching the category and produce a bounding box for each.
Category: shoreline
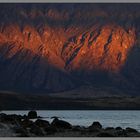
[0,111,139,137]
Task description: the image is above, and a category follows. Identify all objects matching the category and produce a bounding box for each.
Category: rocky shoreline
[0,111,139,137]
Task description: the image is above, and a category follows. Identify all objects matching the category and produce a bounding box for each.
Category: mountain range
[0,3,140,97]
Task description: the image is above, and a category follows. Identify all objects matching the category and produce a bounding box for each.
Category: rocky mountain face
[0,3,139,94]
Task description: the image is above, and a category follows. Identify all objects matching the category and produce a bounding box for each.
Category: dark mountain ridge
[0,3,140,96]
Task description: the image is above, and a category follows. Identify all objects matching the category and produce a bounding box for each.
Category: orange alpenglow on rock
[62,24,136,73]
[0,3,138,92]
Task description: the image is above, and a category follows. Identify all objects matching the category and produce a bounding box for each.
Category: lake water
[1,110,140,131]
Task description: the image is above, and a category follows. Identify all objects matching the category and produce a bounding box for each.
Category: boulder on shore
[125,127,138,133]
[30,124,45,136]
[0,113,22,124]
[13,126,29,137]
[105,127,115,131]
[35,119,50,128]
[115,127,123,130]
[21,118,34,128]
[89,121,102,130]
[51,118,72,129]
[27,111,37,119]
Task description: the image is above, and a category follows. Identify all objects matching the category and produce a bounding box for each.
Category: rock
[88,122,102,132]
[35,119,50,128]
[30,124,44,136]
[115,127,123,130]
[0,122,9,129]
[97,132,115,137]
[0,113,8,122]
[105,127,115,131]
[27,111,37,119]
[104,127,126,137]
[116,129,127,137]
[125,127,138,133]
[89,121,102,129]
[51,118,72,129]
[20,118,34,128]
[13,126,29,137]
[88,127,101,133]
[72,125,83,132]
[23,115,28,119]
[45,126,58,135]
[0,114,22,124]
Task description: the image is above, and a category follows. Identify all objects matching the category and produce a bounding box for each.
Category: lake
[1,110,140,131]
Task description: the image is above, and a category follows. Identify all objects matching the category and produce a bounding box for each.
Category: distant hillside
[0,91,140,110]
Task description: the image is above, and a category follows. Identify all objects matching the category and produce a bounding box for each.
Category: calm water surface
[1,110,140,131]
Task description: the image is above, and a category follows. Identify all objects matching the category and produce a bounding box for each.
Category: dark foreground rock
[27,111,37,119]
[0,113,22,124]
[51,118,72,129]
[97,132,115,137]
[21,118,34,128]
[88,121,102,133]
[89,121,102,130]
[29,124,45,136]
[35,119,50,128]
[0,111,139,137]
[125,127,138,133]
[13,126,29,137]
